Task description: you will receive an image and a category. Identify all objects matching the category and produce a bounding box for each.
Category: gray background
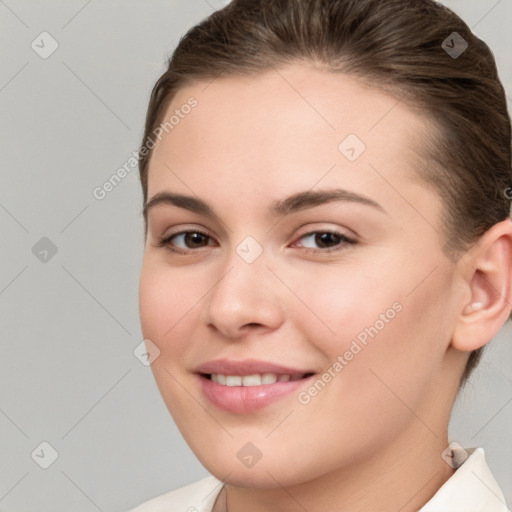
[0,1,510,510]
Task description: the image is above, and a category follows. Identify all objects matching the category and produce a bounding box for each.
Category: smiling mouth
[197,368,317,413]
[200,372,315,386]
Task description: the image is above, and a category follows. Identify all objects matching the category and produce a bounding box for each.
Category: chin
[209,465,302,489]
[196,449,324,489]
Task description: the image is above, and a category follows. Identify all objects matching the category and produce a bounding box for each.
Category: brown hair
[138,0,512,386]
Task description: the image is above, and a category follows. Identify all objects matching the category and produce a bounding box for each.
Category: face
[139,64,465,487]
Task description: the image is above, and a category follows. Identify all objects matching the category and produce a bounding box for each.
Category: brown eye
[178,232,210,248]
[314,232,343,248]
[156,230,215,252]
[296,231,355,252]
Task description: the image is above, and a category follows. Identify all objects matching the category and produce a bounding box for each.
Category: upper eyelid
[293,225,356,239]
[165,228,216,244]
[290,230,356,250]
[147,209,231,237]
[157,223,213,237]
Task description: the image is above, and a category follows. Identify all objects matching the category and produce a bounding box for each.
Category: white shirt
[129,447,509,511]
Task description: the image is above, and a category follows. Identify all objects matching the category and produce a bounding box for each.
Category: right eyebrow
[143,191,220,222]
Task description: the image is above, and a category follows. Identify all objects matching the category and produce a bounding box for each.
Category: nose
[202,251,285,340]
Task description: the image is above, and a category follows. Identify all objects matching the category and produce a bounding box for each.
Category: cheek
[292,258,402,353]
[138,259,203,419]
[138,258,201,357]
[296,254,452,406]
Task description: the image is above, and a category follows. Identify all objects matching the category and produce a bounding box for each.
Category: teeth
[225,376,242,386]
[261,373,277,384]
[210,373,305,386]
[242,374,262,386]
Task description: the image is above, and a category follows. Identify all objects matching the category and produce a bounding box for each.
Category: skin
[138,64,512,511]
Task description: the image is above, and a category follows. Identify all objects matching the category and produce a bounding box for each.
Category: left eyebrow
[142,188,386,221]
[268,188,386,217]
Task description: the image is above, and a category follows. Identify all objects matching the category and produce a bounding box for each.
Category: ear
[451,218,512,352]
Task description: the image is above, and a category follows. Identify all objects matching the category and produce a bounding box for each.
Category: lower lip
[198,374,314,414]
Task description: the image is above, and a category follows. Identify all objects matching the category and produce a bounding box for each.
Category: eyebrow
[143,188,386,220]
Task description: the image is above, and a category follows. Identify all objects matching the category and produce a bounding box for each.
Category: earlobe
[451,219,512,352]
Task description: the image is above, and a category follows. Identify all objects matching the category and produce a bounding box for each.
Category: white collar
[419,445,509,511]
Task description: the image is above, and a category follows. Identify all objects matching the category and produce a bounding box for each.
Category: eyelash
[153,229,357,255]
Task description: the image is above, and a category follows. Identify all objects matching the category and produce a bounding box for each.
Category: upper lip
[195,358,315,376]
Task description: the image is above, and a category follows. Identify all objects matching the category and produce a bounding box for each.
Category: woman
[131,0,511,510]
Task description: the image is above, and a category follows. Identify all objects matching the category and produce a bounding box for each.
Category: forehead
[148,64,433,205]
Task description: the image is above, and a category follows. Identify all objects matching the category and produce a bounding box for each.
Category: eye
[154,229,215,253]
[293,230,356,253]
[153,228,356,255]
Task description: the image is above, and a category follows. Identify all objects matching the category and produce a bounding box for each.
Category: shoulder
[128,475,223,512]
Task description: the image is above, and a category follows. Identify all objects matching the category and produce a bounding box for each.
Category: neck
[222,423,455,512]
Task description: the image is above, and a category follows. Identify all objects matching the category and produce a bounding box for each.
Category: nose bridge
[211,240,272,308]
[202,237,283,337]
[217,233,270,294]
